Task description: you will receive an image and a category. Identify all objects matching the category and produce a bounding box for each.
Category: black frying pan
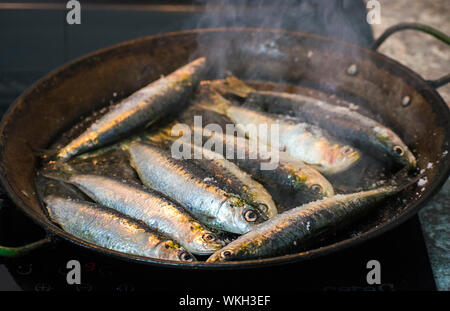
[0,26,448,269]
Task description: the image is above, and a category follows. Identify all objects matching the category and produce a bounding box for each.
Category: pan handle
[0,236,52,257]
[0,193,52,257]
[371,23,450,88]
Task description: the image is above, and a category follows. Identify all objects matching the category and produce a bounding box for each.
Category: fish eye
[178,251,194,262]
[243,208,259,222]
[257,204,269,214]
[202,233,215,242]
[394,146,404,156]
[342,146,353,154]
[221,250,233,259]
[311,184,323,194]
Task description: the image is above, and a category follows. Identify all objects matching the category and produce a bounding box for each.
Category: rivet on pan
[401,96,411,107]
[346,64,359,76]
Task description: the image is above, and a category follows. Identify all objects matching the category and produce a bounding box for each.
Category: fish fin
[25,142,59,161]
[196,91,230,116]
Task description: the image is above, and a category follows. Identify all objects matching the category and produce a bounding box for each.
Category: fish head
[283,162,335,198]
[303,172,335,198]
[189,224,225,254]
[372,126,416,169]
[389,144,416,169]
[206,248,235,263]
[158,240,196,262]
[206,241,256,263]
[255,202,277,219]
[320,144,360,174]
[217,197,266,234]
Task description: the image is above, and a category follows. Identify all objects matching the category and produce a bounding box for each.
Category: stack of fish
[39,58,418,263]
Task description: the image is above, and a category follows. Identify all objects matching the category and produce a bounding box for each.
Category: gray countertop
[371,0,449,291]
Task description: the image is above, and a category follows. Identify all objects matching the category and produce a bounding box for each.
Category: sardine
[51,173,223,255]
[57,57,207,160]
[157,123,335,200]
[200,92,360,174]
[246,91,417,169]
[44,196,195,261]
[207,183,410,262]
[150,133,278,219]
[127,142,266,234]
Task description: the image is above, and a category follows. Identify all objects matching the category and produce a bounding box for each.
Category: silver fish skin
[192,144,278,219]
[188,125,335,199]
[44,196,195,261]
[164,136,278,219]
[246,91,416,169]
[64,174,223,255]
[205,93,360,175]
[207,185,401,262]
[57,57,206,160]
[128,142,265,234]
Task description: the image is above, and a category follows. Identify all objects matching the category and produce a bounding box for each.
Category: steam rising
[194,0,372,45]
[188,0,373,81]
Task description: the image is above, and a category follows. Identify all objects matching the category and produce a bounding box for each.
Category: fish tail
[39,161,76,183]
[383,168,423,194]
[26,142,59,161]
[224,76,256,98]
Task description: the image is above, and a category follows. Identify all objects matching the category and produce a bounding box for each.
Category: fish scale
[64,174,223,255]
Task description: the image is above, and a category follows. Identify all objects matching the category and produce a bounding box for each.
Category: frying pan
[0,26,448,269]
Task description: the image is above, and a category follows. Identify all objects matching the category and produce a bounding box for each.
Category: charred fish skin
[207,185,401,262]
[128,142,265,234]
[246,91,416,169]
[64,174,223,255]
[44,196,195,261]
[57,57,207,160]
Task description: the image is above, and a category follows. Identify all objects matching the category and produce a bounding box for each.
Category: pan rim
[0,28,448,269]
